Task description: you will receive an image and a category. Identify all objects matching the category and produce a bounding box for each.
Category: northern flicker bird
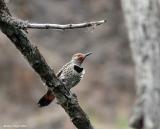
[38,52,92,107]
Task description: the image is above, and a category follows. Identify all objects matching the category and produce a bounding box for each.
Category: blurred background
[0,0,135,129]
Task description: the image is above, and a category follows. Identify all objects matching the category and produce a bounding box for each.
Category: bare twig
[27,20,106,30]
[0,15,106,30]
[0,0,94,129]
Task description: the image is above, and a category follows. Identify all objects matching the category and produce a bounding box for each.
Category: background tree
[122,0,160,129]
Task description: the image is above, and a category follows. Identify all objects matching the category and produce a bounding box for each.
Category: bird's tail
[38,89,55,107]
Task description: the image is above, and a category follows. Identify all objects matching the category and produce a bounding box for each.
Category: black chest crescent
[74,65,83,73]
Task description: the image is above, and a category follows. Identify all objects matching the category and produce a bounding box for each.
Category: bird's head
[72,52,92,65]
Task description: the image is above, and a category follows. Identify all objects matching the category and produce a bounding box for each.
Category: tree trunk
[121,0,160,129]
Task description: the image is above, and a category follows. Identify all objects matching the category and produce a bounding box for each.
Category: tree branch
[0,0,95,129]
[27,20,106,30]
[0,14,106,30]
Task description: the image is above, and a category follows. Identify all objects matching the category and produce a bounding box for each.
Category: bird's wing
[56,70,63,78]
[56,62,71,77]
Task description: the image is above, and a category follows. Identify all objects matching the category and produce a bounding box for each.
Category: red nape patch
[78,56,85,62]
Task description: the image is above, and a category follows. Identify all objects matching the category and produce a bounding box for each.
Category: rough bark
[121,0,160,129]
[0,0,94,129]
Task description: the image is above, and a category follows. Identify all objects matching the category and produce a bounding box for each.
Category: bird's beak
[84,52,92,58]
